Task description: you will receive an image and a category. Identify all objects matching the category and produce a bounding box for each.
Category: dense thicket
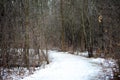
[0,0,120,79]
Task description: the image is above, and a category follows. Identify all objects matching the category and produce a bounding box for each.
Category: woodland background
[0,0,120,79]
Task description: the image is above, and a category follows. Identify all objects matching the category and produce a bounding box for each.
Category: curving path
[21,50,102,80]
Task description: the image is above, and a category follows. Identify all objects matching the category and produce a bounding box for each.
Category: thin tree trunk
[81,0,86,51]
[60,0,65,51]
[24,0,29,69]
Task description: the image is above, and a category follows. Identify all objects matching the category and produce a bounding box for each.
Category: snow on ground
[21,50,106,80]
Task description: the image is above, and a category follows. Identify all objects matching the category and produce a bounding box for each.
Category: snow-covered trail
[21,51,102,80]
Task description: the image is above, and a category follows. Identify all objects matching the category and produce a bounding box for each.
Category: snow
[21,50,104,80]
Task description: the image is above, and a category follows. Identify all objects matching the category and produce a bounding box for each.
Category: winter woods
[0,0,120,79]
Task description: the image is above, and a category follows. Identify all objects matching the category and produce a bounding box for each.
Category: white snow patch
[21,50,103,80]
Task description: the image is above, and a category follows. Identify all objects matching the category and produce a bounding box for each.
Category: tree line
[0,0,120,79]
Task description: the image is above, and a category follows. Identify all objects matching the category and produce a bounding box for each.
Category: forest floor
[21,50,115,80]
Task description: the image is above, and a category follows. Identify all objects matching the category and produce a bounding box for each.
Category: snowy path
[21,51,102,80]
